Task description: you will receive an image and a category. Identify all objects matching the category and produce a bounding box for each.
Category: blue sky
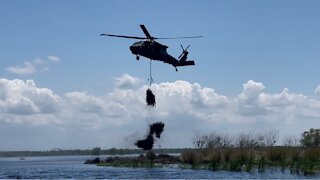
[1,0,319,95]
[0,0,320,150]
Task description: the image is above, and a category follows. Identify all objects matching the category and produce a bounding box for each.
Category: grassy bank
[87,147,320,176]
[89,153,181,168]
[92,128,320,176]
[180,146,320,175]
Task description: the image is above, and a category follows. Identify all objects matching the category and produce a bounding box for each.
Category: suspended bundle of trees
[146,88,156,107]
[135,122,165,150]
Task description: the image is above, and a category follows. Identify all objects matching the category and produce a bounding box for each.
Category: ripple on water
[0,156,319,179]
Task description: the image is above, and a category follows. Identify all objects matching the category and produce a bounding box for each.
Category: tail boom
[176,60,195,66]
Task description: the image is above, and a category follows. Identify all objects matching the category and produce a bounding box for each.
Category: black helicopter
[100,25,202,71]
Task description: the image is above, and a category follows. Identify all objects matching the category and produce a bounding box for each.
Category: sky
[0,0,320,150]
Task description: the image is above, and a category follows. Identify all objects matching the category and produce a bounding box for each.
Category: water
[0,155,319,179]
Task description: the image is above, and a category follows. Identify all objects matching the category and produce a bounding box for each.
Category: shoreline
[86,153,181,168]
[85,148,320,176]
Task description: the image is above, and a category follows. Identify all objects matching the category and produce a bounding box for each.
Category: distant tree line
[1,128,318,157]
[0,148,190,157]
[193,128,320,149]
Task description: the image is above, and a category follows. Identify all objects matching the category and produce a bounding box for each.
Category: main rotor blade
[156,36,203,40]
[100,34,147,40]
[140,25,153,39]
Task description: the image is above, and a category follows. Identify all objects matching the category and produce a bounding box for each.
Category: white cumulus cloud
[6,62,36,75]
[1,75,320,150]
[0,78,60,116]
[65,92,105,113]
[114,73,141,89]
[6,55,61,75]
[48,55,60,62]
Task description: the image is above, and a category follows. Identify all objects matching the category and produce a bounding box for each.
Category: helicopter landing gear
[136,55,140,60]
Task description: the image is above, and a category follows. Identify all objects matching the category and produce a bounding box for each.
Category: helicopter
[100,25,202,71]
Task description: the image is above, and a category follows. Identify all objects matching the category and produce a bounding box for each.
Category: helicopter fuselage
[130,41,173,61]
[129,41,178,65]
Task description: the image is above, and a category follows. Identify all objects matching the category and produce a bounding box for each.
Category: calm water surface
[0,155,319,179]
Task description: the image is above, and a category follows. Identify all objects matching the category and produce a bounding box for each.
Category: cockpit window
[132,41,144,46]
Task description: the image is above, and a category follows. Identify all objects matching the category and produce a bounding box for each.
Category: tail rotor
[178,45,190,59]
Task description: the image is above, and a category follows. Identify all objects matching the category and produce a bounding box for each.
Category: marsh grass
[95,147,319,176]
[96,129,320,176]
[180,146,320,175]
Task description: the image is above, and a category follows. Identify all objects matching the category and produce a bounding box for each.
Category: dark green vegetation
[89,128,320,176]
[180,128,320,175]
[181,146,320,175]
